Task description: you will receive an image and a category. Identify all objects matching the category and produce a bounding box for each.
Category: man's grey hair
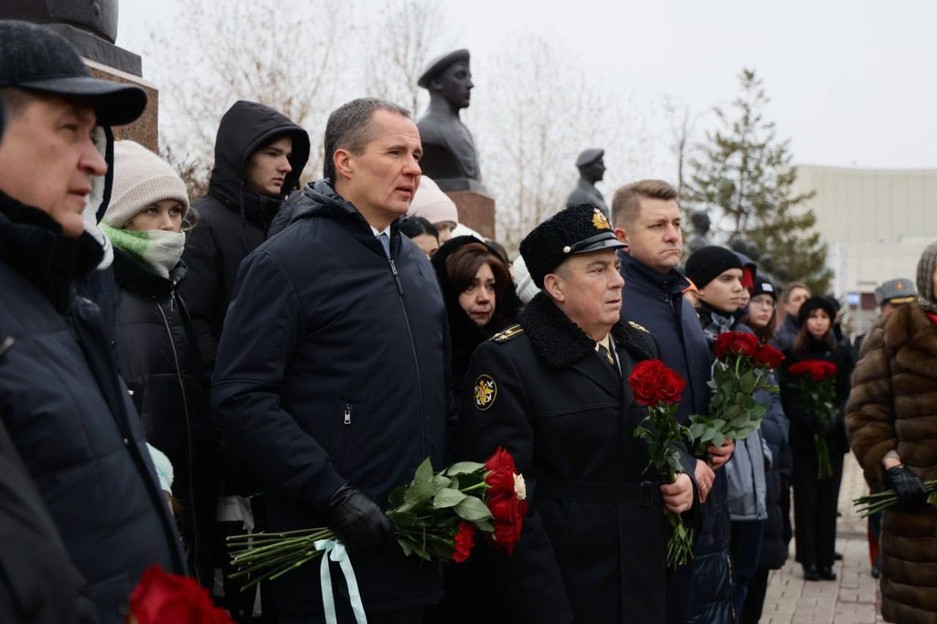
[323,98,411,181]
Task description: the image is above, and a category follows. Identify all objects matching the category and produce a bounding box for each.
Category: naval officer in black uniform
[457,204,699,623]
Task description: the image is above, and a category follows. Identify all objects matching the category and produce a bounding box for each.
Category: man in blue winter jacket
[213,98,450,624]
[612,179,736,624]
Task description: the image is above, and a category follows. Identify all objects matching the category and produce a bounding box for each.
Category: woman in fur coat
[846,240,937,624]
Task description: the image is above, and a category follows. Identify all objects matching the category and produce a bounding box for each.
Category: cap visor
[572,237,626,255]
[20,76,147,126]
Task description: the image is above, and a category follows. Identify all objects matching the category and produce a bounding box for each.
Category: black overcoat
[457,293,699,624]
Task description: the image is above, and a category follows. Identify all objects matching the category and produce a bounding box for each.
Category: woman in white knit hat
[101,140,220,589]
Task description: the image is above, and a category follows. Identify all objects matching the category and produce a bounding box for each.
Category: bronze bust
[686,210,712,254]
[416,49,486,193]
[565,148,609,218]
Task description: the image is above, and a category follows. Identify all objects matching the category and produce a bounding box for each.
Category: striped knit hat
[916,240,937,313]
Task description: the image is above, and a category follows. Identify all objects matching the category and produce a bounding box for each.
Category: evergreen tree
[685,68,831,293]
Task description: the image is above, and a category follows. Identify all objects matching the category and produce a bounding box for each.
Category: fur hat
[520,204,624,288]
[684,246,743,289]
[407,176,458,225]
[0,20,146,126]
[103,141,189,228]
[873,278,916,306]
[916,240,937,313]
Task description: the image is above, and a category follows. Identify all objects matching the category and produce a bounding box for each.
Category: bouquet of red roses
[127,565,234,624]
[689,331,784,456]
[227,448,526,589]
[786,359,839,479]
[628,359,695,568]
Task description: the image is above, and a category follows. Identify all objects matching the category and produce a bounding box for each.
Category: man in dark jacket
[0,20,185,624]
[457,204,696,623]
[611,179,735,623]
[213,98,450,623]
[180,100,310,379]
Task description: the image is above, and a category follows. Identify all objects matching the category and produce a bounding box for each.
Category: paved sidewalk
[759,453,887,623]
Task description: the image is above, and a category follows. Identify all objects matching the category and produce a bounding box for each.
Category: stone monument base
[448,190,495,240]
[85,58,159,151]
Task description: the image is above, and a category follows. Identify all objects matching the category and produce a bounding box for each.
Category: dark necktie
[597,343,616,370]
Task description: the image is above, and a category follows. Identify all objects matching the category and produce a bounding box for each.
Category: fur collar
[520,292,656,369]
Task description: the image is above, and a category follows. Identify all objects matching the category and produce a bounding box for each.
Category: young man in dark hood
[180,100,310,379]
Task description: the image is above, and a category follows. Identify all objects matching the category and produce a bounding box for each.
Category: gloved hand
[884,465,928,509]
[325,484,393,551]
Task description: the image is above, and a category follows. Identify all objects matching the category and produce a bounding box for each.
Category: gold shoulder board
[492,324,524,343]
[628,321,651,334]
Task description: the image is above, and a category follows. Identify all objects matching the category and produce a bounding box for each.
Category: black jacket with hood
[212,180,451,617]
[0,191,185,624]
[180,101,310,377]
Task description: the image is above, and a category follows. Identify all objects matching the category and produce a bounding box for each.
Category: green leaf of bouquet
[404,479,436,505]
[388,486,406,507]
[446,461,485,476]
[391,511,419,528]
[397,537,414,557]
[433,488,467,508]
[739,371,756,393]
[414,457,434,485]
[454,495,492,521]
[432,474,452,491]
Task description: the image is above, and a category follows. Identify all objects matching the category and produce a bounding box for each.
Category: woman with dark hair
[432,236,521,393]
[778,296,854,583]
[740,277,792,622]
[399,216,440,259]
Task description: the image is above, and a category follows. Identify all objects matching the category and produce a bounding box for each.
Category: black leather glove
[884,465,928,509]
[325,484,393,551]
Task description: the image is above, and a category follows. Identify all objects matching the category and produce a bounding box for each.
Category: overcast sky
[117,0,937,170]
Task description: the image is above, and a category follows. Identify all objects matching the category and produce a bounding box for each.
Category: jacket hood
[0,190,104,313]
[207,100,311,226]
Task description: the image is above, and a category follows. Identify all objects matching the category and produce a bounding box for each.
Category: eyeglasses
[750,298,776,308]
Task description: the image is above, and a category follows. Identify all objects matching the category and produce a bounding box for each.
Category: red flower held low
[129,565,233,624]
[452,522,477,562]
[484,447,528,555]
[714,331,759,361]
[629,359,686,406]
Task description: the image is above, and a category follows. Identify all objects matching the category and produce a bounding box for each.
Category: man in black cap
[415,48,483,188]
[565,147,610,218]
[0,20,185,624]
[457,204,697,623]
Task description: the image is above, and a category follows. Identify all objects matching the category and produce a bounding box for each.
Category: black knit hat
[798,296,838,325]
[749,276,778,301]
[0,20,146,126]
[520,204,624,288]
[684,245,743,288]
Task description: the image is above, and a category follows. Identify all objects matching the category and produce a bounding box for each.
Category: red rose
[789,359,836,381]
[628,359,686,406]
[752,344,784,368]
[483,447,527,554]
[714,332,759,361]
[452,522,476,562]
[129,565,233,624]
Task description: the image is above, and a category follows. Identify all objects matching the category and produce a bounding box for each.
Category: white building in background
[791,165,937,336]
